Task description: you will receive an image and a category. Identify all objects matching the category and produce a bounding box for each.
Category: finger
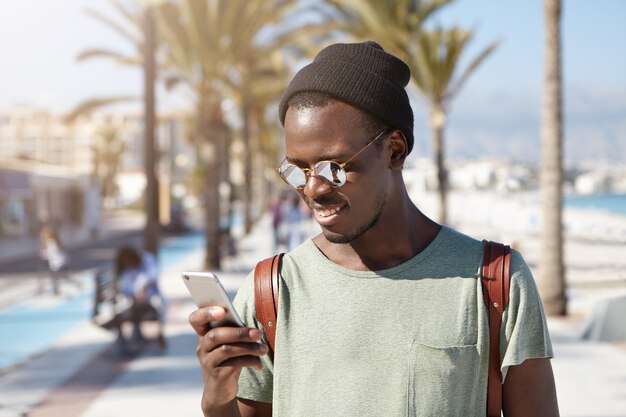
[208,354,264,373]
[221,355,264,371]
[207,342,269,368]
[188,306,225,336]
[204,327,262,349]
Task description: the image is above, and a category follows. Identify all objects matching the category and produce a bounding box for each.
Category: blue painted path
[0,231,204,371]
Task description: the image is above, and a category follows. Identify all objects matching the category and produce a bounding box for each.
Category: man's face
[283,101,391,244]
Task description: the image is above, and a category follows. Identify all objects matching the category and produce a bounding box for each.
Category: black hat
[278,41,414,154]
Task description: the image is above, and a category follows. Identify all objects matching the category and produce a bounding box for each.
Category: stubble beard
[322,190,387,244]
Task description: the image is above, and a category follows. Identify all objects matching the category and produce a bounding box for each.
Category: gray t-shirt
[233,226,553,416]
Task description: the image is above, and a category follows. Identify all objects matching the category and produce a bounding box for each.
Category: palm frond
[77,49,141,66]
[409,25,498,109]
[84,7,140,45]
[416,0,454,24]
[448,39,500,99]
[156,2,195,81]
[110,0,141,29]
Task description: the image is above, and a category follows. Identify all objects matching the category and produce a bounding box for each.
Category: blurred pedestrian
[115,246,167,349]
[284,192,304,251]
[39,225,76,295]
[270,192,286,251]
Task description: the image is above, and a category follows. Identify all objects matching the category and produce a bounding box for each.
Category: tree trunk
[431,106,448,224]
[539,0,567,316]
[142,6,159,255]
[223,136,234,240]
[249,104,263,229]
[199,97,223,270]
[218,112,231,248]
[241,98,253,235]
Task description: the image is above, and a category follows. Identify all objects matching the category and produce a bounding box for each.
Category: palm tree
[232,49,294,234]
[156,0,317,268]
[65,2,144,121]
[409,27,498,223]
[67,1,145,114]
[320,0,452,57]
[156,0,247,269]
[539,0,567,316]
[92,127,126,209]
[142,5,160,255]
[69,0,161,254]
[206,1,318,236]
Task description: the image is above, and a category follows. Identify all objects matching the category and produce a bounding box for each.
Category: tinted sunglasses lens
[280,164,307,188]
[315,161,346,186]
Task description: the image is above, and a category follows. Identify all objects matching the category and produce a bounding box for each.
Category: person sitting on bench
[115,246,167,349]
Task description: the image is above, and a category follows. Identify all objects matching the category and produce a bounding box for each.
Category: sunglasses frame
[276,128,390,190]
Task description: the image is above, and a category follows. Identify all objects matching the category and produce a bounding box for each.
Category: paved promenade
[0,215,625,416]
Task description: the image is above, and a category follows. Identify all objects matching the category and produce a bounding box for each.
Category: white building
[0,106,194,209]
[0,105,93,174]
[0,106,197,264]
[405,158,534,193]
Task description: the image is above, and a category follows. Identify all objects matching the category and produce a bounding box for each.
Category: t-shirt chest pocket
[407,337,482,417]
[404,294,483,417]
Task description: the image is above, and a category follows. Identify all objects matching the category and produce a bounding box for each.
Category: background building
[0,106,195,262]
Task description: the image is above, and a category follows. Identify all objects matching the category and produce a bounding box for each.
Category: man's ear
[388,130,408,170]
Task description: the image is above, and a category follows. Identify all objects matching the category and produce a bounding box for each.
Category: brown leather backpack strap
[254,253,283,355]
[482,240,511,417]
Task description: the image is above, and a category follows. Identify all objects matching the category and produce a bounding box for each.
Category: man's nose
[302,174,334,200]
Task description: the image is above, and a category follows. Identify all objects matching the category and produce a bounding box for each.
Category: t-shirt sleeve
[500,249,554,380]
[232,271,274,404]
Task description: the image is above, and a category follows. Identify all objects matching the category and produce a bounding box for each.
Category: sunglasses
[276,128,390,189]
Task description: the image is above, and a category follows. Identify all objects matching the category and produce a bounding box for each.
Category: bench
[92,268,160,355]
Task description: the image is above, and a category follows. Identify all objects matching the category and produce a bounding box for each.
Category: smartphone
[182,271,244,327]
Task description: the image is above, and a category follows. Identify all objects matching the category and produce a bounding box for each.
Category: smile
[317,206,343,217]
[311,203,347,226]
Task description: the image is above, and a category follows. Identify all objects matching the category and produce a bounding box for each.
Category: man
[189,41,559,417]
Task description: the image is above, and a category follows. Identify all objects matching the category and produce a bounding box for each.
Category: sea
[564,193,626,218]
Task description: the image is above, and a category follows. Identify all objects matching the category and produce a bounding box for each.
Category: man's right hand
[189,306,269,417]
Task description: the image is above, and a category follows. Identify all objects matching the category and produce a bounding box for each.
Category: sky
[0,0,625,165]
